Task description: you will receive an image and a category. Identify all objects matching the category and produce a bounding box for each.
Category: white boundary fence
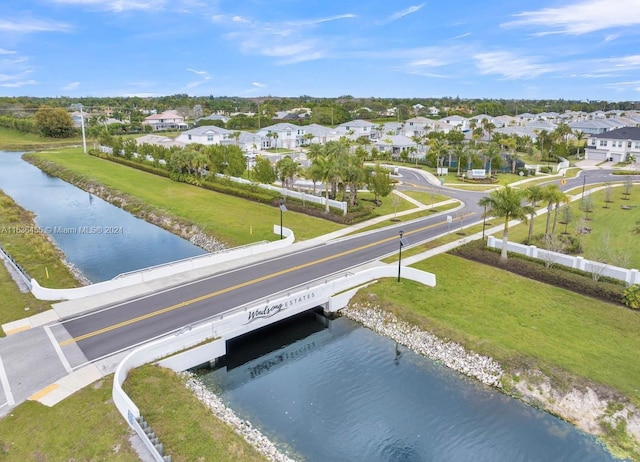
[487,236,640,285]
[214,173,349,215]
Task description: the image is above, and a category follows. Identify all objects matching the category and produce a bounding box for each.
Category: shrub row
[450,241,625,306]
[89,150,379,224]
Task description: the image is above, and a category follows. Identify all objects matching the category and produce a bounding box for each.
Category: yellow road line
[29,383,58,401]
[4,325,31,336]
[60,218,469,346]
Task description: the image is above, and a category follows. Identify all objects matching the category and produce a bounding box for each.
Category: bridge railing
[0,243,32,290]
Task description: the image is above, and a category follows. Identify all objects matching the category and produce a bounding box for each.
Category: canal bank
[1,148,636,458]
[23,153,226,254]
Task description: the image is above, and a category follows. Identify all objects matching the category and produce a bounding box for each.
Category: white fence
[31,226,294,301]
[487,236,640,285]
[214,173,349,215]
[97,146,348,214]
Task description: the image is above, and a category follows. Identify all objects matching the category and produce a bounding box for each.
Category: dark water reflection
[0,151,205,282]
[200,314,618,462]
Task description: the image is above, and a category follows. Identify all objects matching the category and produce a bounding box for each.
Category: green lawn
[124,365,268,461]
[0,127,84,151]
[507,185,640,268]
[29,148,350,246]
[358,253,640,406]
[0,376,139,461]
[0,190,80,331]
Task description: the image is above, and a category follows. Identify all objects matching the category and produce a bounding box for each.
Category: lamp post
[582,174,587,199]
[397,230,409,282]
[279,199,287,239]
[482,204,487,241]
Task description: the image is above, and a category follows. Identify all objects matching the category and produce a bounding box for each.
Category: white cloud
[252,82,266,88]
[62,81,80,91]
[184,68,210,89]
[0,79,37,88]
[0,48,16,54]
[186,68,208,75]
[474,51,555,79]
[51,0,166,13]
[288,14,356,27]
[214,12,354,65]
[503,0,640,35]
[610,54,640,69]
[388,4,425,22]
[0,18,71,33]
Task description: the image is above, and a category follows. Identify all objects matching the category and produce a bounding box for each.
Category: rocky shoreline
[23,155,227,254]
[341,303,504,387]
[182,372,296,462]
[182,302,639,460]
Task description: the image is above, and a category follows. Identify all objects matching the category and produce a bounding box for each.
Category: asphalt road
[58,167,622,362]
[0,165,623,413]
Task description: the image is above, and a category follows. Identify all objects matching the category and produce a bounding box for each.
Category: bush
[622,285,640,309]
[451,241,625,306]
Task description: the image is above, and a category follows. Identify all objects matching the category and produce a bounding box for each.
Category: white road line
[0,354,15,406]
[44,325,73,373]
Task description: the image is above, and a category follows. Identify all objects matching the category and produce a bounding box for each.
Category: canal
[0,150,620,460]
[199,313,617,462]
[0,151,206,282]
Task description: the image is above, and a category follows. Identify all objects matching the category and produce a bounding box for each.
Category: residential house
[175,126,233,145]
[585,127,640,162]
[335,119,377,140]
[440,115,469,131]
[197,114,230,125]
[256,123,308,149]
[142,110,188,131]
[304,124,339,144]
[374,135,417,156]
[135,134,186,149]
[469,114,503,128]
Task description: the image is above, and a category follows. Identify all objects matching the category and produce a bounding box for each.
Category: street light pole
[279,199,287,239]
[397,230,404,282]
[582,174,587,199]
[482,205,487,241]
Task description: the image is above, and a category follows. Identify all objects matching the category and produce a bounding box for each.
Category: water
[0,151,206,282]
[200,314,618,462]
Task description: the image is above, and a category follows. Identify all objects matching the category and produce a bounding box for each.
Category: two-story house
[256,123,307,150]
[142,110,188,131]
[175,126,233,145]
[585,127,640,162]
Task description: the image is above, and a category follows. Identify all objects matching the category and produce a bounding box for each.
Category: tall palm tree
[314,154,335,213]
[542,184,564,237]
[524,185,545,242]
[551,189,570,236]
[478,186,529,262]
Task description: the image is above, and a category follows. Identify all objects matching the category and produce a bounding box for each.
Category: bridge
[0,166,623,459]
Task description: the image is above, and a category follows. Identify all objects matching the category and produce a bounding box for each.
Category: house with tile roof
[142,110,188,131]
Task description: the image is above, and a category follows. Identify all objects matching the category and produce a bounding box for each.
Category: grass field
[29,149,349,245]
[0,376,139,461]
[0,127,84,151]
[0,189,80,331]
[358,253,640,406]
[124,365,268,461]
[508,184,640,268]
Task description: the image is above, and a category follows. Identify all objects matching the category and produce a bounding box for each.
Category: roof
[591,127,640,140]
[179,126,231,136]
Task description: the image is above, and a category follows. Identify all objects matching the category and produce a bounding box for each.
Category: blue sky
[2,0,640,100]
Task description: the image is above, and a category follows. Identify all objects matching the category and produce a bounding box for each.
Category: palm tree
[573,130,586,158]
[551,188,570,236]
[478,186,529,262]
[542,184,564,237]
[524,185,545,242]
[314,154,336,213]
